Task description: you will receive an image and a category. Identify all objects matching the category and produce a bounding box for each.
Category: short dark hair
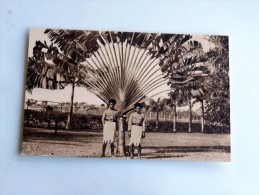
[134,102,143,109]
[108,99,117,105]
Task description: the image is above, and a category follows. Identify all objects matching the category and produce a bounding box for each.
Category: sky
[25,28,215,109]
[26,29,105,105]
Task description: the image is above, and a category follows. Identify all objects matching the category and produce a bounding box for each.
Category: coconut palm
[191,88,208,133]
[178,88,193,133]
[166,89,187,132]
[166,91,178,132]
[148,98,166,130]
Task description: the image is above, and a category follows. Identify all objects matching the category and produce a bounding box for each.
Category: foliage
[204,36,230,126]
[146,120,230,133]
[157,36,210,98]
[25,99,37,109]
[157,34,230,129]
[24,109,102,130]
[28,30,214,113]
[25,30,230,155]
[26,40,94,92]
[148,98,167,113]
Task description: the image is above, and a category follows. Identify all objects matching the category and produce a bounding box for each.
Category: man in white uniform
[101,99,118,157]
[128,103,146,159]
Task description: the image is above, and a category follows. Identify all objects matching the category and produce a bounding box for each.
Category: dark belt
[132,123,142,126]
[105,119,116,122]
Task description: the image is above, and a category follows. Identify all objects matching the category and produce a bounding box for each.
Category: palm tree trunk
[117,115,125,156]
[221,105,224,133]
[66,80,75,129]
[173,106,177,132]
[209,121,212,134]
[55,120,58,135]
[156,111,159,129]
[26,116,30,126]
[188,97,192,133]
[47,112,51,129]
[221,123,224,133]
[201,99,204,133]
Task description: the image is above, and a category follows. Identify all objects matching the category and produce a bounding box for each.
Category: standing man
[101,99,119,157]
[128,103,146,159]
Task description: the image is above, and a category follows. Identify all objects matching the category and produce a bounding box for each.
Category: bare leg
[138,145,141,159]
[110,143,115,157]
[130,144,134,159]
[126,146,130,156]
[101,142,107,157]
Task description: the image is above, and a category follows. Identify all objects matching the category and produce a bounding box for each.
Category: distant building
[24,99,105,115]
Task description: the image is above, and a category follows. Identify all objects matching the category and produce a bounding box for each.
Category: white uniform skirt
[129,125,143,147]
[103,121,116,144]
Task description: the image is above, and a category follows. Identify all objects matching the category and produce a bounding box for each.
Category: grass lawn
[21,127,230,162]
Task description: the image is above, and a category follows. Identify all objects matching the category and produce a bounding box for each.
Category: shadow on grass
[139,146,230,159]
[142,154,187,159]
[144,146,230,153]
[22,128,102,145]
[22,128,230,160]
[27,139,103,147]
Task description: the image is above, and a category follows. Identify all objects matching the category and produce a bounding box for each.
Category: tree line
[26,30,230,155]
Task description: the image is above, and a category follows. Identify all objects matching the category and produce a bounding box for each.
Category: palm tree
[65,78,75,129]
[63,31,177,154]
[27,30,212,155]
[26,35,96,129]
[46,105,53,129]
[158,35,211,133]
[149,98,166,130]
[166,91,178,132]
[178,88,193,133]
[192,88,207,133]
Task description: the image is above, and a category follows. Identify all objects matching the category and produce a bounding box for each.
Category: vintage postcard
[21,28,230,161]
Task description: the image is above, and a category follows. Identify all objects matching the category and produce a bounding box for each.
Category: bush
[146,120,230,133]
[70,114,102,130]
[23,109,102,130]
[23,110,230,133]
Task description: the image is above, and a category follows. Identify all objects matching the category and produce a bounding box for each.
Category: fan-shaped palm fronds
[59,32,170,113]
[37,30,211,115]
[27,29,220,154]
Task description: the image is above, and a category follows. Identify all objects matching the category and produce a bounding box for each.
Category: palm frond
[76,39,168,112]
[27,30,218,115]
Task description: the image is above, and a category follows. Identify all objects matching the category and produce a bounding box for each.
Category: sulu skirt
[103,121,116,144]
[129,125,143,147]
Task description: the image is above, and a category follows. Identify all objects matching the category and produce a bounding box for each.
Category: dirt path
[21,127,230,161]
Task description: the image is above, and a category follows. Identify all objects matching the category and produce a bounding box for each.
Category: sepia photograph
[21,28,230,161]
